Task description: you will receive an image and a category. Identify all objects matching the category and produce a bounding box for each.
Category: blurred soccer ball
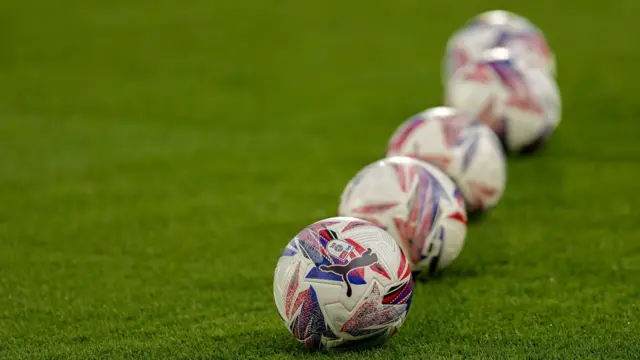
[443,10,555,84]
[387,107,506,212]
[273,217,413,350]
[446,47,561,153]
[338,157,467,276]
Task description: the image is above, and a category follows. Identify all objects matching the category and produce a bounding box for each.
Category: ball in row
[273,9,561,351]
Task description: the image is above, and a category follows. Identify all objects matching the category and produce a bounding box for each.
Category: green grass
[1,0,640,359]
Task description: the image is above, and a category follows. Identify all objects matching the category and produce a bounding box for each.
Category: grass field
[2,0,640,359]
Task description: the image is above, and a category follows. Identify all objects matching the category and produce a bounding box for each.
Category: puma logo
[319,248,378,297]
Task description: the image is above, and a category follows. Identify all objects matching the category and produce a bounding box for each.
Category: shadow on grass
[414,266,480,285]
[211,329,392,358]
[465,210,488,225]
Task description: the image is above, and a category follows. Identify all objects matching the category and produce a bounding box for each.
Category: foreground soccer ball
[274,217,413,350]
[443,10,555,84]
[387,107,506,212]
[446,47,561,154]
[338,157,467,275]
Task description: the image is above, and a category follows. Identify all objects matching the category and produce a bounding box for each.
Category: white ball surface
[273,217,413,350]
[387,107,507,212]
[443,10,555,85]
[338,157,467,275]
[446,47,561,153]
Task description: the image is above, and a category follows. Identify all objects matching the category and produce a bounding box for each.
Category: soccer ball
[338,156,467,276]
[387,107,506,212]
[446,47,561,154]
[273,217,413,350]
[443,10,555,85]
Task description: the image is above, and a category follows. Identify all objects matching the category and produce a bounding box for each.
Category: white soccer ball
[273,217,413,350]
[446,47,561,154]
[338,156,467,276]
[443,10,555,85]
[387,107,506,212]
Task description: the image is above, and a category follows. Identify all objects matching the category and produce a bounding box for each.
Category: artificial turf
[1,0,639,359]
